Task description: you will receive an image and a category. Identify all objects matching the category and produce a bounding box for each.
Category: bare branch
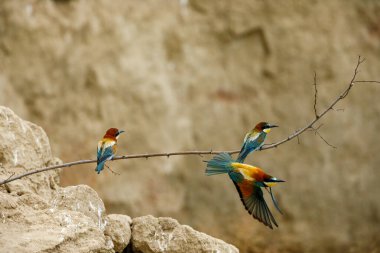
[0,150,237,186]
[354,80,380,84]
[315,131,337,149]
[313,72,319,118]
[105,164,120,175]
[310,124,337,149]
[331,107,345,112]
[260,55,365,150]
[0,159,95,186]
[0,56,378,186]
[314,123,324,132]
[4,172,15,183]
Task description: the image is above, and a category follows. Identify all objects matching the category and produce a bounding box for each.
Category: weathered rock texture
[132,215,238,253]
[0,107,115,252]
[1,0,380,252]
[0,106,238,252]
[105,214,132,253]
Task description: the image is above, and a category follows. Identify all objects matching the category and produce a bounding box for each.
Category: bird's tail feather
[268,187,283,214]
[205,152,234,176]
[236,148,253,163]
[95,161,106,174]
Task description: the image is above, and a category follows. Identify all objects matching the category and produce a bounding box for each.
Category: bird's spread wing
[97,140,116,164]
[233,180,278,229]
[228,170,244,183]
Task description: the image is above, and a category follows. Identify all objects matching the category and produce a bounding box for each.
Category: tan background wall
[1,0,380,252]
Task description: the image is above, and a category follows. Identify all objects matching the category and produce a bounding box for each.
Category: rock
[0,107,238,252]
[0,107,114,253]
[132,215,239,253]
[0,106,53,170]
[104,214,132,253]
[51,185,107,229]
[0,106,60,199]
[0,210,113,253]
[2,1,380,251]
[1,1,380,252]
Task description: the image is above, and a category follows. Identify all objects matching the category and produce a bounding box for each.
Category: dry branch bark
[1,56,379,186]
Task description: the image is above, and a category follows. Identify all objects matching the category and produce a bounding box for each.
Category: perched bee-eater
[205,152,284,229]
[236,122,278,163]
[96,128,125,174]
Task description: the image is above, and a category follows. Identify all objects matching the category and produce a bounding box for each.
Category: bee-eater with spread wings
[205,152,284,229]
[236,122,278,163]
[96,128,125,174]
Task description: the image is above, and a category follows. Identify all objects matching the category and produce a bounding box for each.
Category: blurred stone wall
[1,0,380,252]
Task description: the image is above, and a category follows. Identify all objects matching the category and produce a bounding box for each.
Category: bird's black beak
[267,177,285,183]
[269,124,279,128]
[118,130,125,135]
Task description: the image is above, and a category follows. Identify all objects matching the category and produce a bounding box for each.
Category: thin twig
[332,107,345,112]
[310,124,337,149]
[0,56,378,186]
[105,164,120,175]
[314,124,324,132]
[313,72,319,118]
[354,80,380,84]
[260,56,365,150]
[315,131,337,149]
[0,159,94,186]
[4,172,15,182]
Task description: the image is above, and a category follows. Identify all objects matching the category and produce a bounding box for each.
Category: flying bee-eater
[205,152,285,229]
[236,122,278,163]
[96,128,125,174]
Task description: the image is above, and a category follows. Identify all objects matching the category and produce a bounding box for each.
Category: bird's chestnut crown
[255,122,278,132]
[104,128,125,138]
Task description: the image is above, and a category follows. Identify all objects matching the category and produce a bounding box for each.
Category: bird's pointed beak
[268,177,285,183]
[118,130,125,135]
[269,124,279,128]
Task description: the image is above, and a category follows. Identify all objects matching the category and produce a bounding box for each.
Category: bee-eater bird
[205,152,285,229]
[236,122,278,163]
[96,128,125,174]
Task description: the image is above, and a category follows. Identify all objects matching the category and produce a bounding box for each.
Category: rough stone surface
[0,106,60,200]
[105,214,132,253]
[0,107,114,253]
[52,185,107,228]
[132,215,239,253]
[0,106,238,253]
[1,1,380,252]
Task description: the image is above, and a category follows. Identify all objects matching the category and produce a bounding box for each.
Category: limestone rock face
[0,107,238,252]
[0,107,53,170]
[0,107,114,253]
[0,106,60,199]
[132,215,239,253]
[52,185,107,229]
[105,214,132,253]
[1,0,380,252]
